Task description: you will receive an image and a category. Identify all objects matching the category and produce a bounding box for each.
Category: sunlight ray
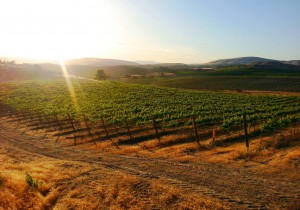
[59,60,81,116]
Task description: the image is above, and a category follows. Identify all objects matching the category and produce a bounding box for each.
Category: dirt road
[0,117,299,209]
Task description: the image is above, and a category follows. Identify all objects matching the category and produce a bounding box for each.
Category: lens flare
[59,60,81,115]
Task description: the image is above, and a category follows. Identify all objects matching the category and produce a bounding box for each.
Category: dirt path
[0,117,299,209]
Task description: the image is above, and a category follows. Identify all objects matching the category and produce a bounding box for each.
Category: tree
[7,60,15,65]
[95,69,107,80]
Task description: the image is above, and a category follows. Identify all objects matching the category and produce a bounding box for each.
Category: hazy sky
[1,0,300,63]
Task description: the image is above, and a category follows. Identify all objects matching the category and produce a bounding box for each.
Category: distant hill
[153,63,186,66]
[65,58,139,66]
[284,60,300,66]
[206,56,277,66]
[248,61,300,70]
[208,61,300,76]
[134,61,160,65]
[0,64,59,82]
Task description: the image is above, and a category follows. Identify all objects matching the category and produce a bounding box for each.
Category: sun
[0,0,120,61]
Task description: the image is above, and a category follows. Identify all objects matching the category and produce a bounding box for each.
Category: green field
[1,80,300,131]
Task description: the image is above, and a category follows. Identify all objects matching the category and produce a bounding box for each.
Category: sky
[0,0,300,63]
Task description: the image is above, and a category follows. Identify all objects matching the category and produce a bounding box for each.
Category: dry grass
[0,146,95,209]
[1,118,299,209]
[0,160,60,209]
[15,111,300,178]
[87,125,300,182]
[259,131,300,150]
[92,173,143,209]
[84,126,299,166]
[150,180,225,210]
[54,172,144,209]
[0,141,225,210]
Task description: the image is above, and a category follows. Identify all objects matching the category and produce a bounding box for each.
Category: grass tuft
[25,172,40,189]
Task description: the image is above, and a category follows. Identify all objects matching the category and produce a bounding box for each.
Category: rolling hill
[134,61,160,65]
[206,56,277,66]
[0,64,59,82]
[284,60,300,66]
[248,61,300,70]
[64,57,139,66]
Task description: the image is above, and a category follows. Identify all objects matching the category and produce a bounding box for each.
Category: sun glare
[0,0,120,60]
[59,59,80,114]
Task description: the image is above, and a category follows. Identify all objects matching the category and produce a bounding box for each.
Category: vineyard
[1,79,300,146]
[127,76,300,92]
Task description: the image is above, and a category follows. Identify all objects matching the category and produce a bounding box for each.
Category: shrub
[25,172,39,188]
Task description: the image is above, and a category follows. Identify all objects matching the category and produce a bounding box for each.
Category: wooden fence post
[41,113,49,139]
[20,110,26,122]
[212,129,216,143]
[67,113,77,145]
[243,114,250,152]
[84,115,96,145]
[14,111,21,128]
[0,103,3,115]
[28,111,34,122]
[55,115,62,142]
[67,113,76,131]
[38,114,44,130]
[101,117,109,137]
[55,115,62,130]
[125,118,132,140]
[293,123,296,137]
[192,117,200,144]
[153,118,160,142]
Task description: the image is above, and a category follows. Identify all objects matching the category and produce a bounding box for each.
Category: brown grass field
[0,116,299,209]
